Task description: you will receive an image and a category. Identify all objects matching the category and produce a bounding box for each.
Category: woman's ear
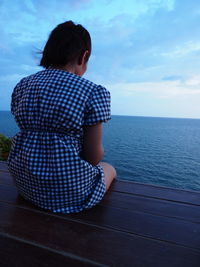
[83,50,89,63]
[78,50,89,65]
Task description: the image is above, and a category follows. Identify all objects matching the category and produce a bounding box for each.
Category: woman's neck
[56,63,76,74]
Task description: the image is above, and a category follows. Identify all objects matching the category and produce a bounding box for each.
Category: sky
[1,0,200,118]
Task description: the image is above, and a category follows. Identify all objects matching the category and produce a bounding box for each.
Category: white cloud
[107,79,200,99]
[161,41,200,58]
[106,79,200,118]
[185,74,200,86]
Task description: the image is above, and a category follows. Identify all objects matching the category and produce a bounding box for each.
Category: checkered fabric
[8,68,111,214]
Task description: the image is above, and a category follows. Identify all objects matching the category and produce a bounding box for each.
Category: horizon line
[0,110,200,120]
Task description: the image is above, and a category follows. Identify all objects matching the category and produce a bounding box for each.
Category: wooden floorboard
[1,201,200,267]
[101,191,200,222]
[0,162,9,172]
[0,232,98,267]
[1,161,200,266]
[0,171,13,185]
[1,188,200,250]
[2,180,200,224]
[1,169,200,224]
[111,179,200,205]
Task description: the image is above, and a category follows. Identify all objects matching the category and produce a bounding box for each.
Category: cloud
[161,41,200,58]
[107,78,200,100]
[83,0,200,85]
[106,77,200,118]
[184,74,200,87]
[1,0,200,118]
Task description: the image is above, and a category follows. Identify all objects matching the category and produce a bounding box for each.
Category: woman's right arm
[82,123,104,166]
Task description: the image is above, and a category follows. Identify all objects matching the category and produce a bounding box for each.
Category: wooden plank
[0,162,9,172]
[68,206,200,250]
[1,161,200,266]
[1,184,200,250]
[1,182,200,225]
[110,179,200,205]
[101,191,200,223]
[0,171,13,185]
[0,232,98,267]
[0,184,19,202]
[0,202,200,267]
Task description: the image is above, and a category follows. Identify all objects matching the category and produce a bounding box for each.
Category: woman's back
[11,68,109,134]
[8,68,111,214]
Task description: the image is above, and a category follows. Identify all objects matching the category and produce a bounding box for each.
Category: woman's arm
[82,123,104,166]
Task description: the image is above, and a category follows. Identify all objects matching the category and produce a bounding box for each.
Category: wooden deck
[0,161,200,267]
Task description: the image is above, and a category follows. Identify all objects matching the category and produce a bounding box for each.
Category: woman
[8,20,116,214]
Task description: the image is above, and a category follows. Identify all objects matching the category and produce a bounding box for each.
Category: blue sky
[1,0,200,118]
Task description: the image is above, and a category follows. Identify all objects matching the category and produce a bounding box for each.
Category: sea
[1,110,200,192]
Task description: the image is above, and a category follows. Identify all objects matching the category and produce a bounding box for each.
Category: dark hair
[40,21,91,68]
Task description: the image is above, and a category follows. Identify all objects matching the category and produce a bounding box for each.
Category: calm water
[1,111,200,191]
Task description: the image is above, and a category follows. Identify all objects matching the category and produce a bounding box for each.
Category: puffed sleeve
[11,79,24,115]
[83,85,111,126]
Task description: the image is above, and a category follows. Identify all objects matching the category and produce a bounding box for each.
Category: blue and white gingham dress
[8,68,111,214]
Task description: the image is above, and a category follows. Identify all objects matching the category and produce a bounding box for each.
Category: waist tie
[20,129,81,142]
[21,128,71,135]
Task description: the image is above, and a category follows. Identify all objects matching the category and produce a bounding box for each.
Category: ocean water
[1,111,200,192]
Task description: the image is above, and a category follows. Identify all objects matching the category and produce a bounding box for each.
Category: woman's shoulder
[73,74,109,93]
[51,69,109,94]
[15,69,46,85]
[14,68,109,96]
